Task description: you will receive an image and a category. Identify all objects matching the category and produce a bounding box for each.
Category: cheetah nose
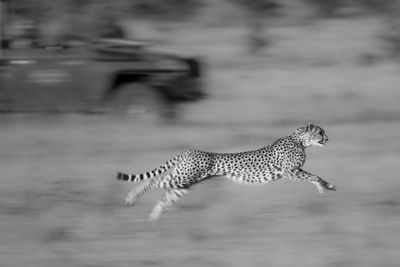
[325,136,329,142]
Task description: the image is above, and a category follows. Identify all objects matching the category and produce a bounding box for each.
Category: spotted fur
[117,123,336,221]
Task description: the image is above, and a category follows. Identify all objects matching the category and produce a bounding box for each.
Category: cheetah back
[174,137,305,186]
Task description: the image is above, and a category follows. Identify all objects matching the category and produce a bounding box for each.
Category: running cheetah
[117,123,336,221]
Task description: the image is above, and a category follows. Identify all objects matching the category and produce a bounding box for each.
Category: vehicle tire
[107,83,164,121]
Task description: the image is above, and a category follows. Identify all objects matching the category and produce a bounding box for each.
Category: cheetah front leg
[287,168,337,194]
[149,188,188,222]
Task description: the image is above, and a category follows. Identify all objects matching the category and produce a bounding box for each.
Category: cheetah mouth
[316,140,325,146]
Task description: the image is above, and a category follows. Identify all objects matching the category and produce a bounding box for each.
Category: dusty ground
[1,18,400,267]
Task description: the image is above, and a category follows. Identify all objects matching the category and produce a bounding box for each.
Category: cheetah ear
[306,123,314,131]
[295,125,307,135]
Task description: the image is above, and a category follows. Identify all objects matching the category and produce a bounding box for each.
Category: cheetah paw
[148,206,163,222]
[318,184,336,194]
[326,184,337,191]
[316,183,337,194]
[124,195,138,206]
[148,212,161,222]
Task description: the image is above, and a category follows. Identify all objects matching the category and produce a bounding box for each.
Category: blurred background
[1,0,400,266]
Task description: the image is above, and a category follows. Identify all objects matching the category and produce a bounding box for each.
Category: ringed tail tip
[117,172,126,181]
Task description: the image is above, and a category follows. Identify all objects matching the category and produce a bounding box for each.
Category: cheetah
[117,123,336,221]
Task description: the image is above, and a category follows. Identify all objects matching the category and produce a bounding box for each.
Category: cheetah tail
[116,155,181,182]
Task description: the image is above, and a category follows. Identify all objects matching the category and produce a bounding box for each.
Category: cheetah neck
[290,134,306,148]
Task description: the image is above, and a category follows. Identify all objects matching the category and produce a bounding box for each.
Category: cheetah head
[292,123,328,148]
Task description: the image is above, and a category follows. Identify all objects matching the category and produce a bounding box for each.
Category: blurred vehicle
[0,0,205,116]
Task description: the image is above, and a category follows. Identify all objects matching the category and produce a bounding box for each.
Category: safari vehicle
[0,0,204,115]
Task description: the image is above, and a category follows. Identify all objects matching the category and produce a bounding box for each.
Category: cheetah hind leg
[149,188,188,222]
[125,178,158,206]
